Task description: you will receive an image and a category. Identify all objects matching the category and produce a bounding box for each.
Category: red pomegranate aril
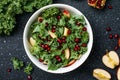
[106,27,111,31]
[57,58,62,62]
[76,22,81,26]
[39,58,44,62]
[41,44,45,48]
[57,15,61,20]
[55,55,60,59]
[67,29,71,35]
[62,36,66,40]
[74,47,78,51]
[82,27,87,31]
[82,43,87,47]
[75,44,80,48]
[45,23,49,27]
[7,68,12,72]
[75,38,80,43]
[114,34,119,39]
[109,34,113,39]
[108,5,113,9]
[57,39,62,44]
[28,75,32,80]
[47,47,50,51]
[52,29,56,33]
[38,17,43,23]
[62,39,66,43]
[77,47,80,50]
[45,44,49,48]
[62,50,65,53]
[52,25,56,29]
[89,0,97,4]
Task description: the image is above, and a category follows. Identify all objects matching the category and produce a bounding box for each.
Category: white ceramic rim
[23,4,93,74]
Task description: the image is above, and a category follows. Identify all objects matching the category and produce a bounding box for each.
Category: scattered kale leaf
[24,63,33,75]
[11,57,24,70]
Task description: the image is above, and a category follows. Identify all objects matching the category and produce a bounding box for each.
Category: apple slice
[117,67,120,80]
[29,37,36,46]
[63,9,70,18]
[102,51,119,69]
[93,68,111,80]
[63,27,69,36]
[64,48,70,59]
[48,31,57,38]
[65,59,76,67]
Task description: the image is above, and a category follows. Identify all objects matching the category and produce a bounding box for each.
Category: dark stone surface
[0,0,120,80]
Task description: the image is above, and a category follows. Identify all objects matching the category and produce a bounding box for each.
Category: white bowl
[23,4,93,74]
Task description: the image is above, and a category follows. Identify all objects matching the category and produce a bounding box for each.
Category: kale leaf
[0,0,53,35]
[11,57,24,70]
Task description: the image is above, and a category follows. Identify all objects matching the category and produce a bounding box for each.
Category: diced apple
[63,9,70,18]
[102,51,119,69]
[29,37,36,46]
[93,68,111,80]
[43,61,47,65]
[65,48,70,59]
[63,27,69,36]
[48,31,57,38]
[65,59,76,67]
[117,67,120,80]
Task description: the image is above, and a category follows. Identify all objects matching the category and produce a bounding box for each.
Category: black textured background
[0,0,120,80]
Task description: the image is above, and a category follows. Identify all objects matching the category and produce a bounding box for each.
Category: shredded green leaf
[11,57,24,70]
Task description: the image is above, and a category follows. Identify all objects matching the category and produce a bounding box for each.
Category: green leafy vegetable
[24,63,33,75]
[41,7,60,18]
[30,7,89,70]
[0,0,53,35]
[11,57,24,70]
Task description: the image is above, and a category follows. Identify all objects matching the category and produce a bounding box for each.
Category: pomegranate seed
[109,34,113,39]
[52,25,56,29]
[47,47,50,51]
[45,44,49,48]
[62,39,66,43]
[75,44,80,48]
[41,44,45,48]
[62,36,66,40]
[7,68,12,72]
[89,0,97,4]
[82,27,87,31]
[67,29,71,35]
[62,50,65,53]
[108,5,113,9]
[114,34,119,39]
[114,46,119,51]
[52,29,56,33]
[74,38,80,43]
[76,22,81,26]
[82,43,87,47]
[118,38,120,47]
[57,15,61,20]
[57,39,62,44]
[106,27,111,31]
[38,17,43,23]
[77,47,80,50]
[39,58,44,62]
[28,75,32,80]
[45,23,49,27]
[74,47,78,51]
[55,55,60,59]
[57,58,62,62]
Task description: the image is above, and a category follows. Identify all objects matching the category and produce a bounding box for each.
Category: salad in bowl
[23,4,93,73]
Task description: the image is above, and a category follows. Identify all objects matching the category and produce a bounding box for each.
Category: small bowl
[23,4,93,74]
